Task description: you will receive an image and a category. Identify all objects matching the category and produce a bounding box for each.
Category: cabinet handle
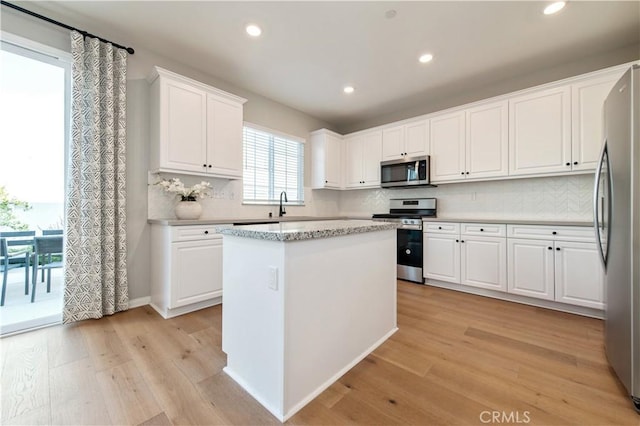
[461,240,465,243]
[466,172,469,175]
[438,226,442,229]
[456,239,459,243]
[548,247,552,250]
[204,230,209,234]
[325,180,328,183]
[208,164,212,168]
[203,163,207,167]
[573,161,578,165]
[552,231,557,235]
[461,172,465,175]
[566,162,571,166]
[480,228,484,232]
[556,247,561,251]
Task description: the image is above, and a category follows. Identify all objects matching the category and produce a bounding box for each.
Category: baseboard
[150,297,222,319]
[223,367,284,422]
[129,296,150,309]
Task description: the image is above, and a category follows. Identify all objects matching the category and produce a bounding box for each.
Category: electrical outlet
[471,192,477,201]
[268,266,278,290]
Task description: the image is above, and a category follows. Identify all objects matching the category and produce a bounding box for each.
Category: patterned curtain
[63,31,128,323]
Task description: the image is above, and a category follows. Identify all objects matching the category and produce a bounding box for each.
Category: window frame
[242,122,305,206]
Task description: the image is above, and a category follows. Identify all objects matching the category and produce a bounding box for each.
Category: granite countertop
[147,216,359,226]
[219,220,398,242]
[421,217,593,227]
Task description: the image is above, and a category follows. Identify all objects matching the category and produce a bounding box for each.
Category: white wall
[340,174,594,222]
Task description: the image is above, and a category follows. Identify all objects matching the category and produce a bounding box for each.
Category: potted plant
[156,177,212,220]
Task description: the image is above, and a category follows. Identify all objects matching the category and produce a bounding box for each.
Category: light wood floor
[1,281,638,425]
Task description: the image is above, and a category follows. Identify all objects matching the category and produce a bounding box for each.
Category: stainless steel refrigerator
[594,64,640,412]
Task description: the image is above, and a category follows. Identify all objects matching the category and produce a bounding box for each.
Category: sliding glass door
[0,34,70,335]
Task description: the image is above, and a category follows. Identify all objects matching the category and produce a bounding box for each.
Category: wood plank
[138,411,172,426]
[79,317,132,372]
[46,322,89,369]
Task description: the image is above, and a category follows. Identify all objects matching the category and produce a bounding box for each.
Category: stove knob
[405,249,411,255]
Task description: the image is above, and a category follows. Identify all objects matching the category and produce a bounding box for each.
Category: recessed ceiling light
[246,24,262,37]
[419,53,434,64]
[343,86,355,94]
[543,1,566,15]
[385,10,397,19]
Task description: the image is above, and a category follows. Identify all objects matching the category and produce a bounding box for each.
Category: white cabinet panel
[509,86,571,176]
[344,134,364,188]
[171,238,223,308]
[430,111,466,182]
[382,125,404,161]
[423,234,460,284]
[507,238,555,300]
[461,236,507,291]
[466,100,508,179]
[362,131,382,186]
[163,80,208,173]
[207,96,243,178]
[554,241,604,309]
[571,71,625,171]
[423,222,460,235]
[311,129,343,189]
[461,223,507,237]
[405,120,429,157]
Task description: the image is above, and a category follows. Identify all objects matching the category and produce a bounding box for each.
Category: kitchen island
[219,220,398,421]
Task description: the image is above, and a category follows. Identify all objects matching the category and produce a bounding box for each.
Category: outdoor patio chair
[39,230,63,281]
[0,230,36,296]
[31,236,63,303]
[1,238,29,306]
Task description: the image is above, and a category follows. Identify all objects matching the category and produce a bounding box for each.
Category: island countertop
[219,219,397,241]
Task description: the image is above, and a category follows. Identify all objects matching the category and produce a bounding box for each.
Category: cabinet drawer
[171,225,223,242]
[461,223,506,237]
[423,222,460,235]
[507,225,595,242]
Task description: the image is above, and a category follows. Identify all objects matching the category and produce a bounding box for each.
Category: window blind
[243,125,304,204]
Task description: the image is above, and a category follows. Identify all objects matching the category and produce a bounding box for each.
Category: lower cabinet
[424,222,605,313]
[423,222,506,291]
[150,224,225,318]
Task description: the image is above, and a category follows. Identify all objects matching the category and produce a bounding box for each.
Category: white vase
[175,200,202,220]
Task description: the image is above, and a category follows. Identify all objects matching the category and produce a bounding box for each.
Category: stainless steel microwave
[380,156,431,188]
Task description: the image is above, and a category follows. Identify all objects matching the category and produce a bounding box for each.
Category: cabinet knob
[466,172,469,175]
[480,228,484,232]
[552,231,557,235]
[556,247,561,251]
[325,180,328,183]
[566,162,571,166]
[573,161,578,165]
[203,163,207,167]
[548,247,552,250]
[208,164,212,168]
[204,230,209,234]
[456,239,459,243]
[438,226,442,229]
[461,172,465,175]
[461,240,465,243]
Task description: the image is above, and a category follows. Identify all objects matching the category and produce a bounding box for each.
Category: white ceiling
[25,1,640,130]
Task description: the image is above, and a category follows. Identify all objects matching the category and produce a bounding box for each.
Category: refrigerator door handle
[593,141,608,268]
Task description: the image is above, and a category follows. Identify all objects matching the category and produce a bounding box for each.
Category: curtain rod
[1,1,135,54]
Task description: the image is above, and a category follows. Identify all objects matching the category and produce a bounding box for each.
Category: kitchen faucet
[279,191,288,217]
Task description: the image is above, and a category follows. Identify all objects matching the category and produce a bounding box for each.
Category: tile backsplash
[149,173,594,222]
[339,174,595,221]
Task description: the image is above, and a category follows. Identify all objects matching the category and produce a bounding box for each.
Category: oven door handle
[398,224,422,231]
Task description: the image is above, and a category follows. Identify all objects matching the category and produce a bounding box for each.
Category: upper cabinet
[344,130,382,189]
[430,110,466,182]
[571,70,626,171]
[381,119,429,161]
[148,67,247,179]
[508,85,572,176]
[311,129,343,189]
[430,100,508,183]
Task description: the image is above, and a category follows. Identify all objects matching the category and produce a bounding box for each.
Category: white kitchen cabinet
[465,100,509,179]
[344,130,382,188]
[423,222,506,290]
[423,233,460,284]
[509,85,571,176]
[571,70,625,171]
[150,224,225,318]
[507,238,556,300]
[149,67,247,179]
[461,235,507,292]
[311,129,343,189]
[554,241,604,309]
[381,119,429,161]
[430,111,466,182]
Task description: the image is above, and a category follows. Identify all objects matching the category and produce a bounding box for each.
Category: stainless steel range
[372,198,437,283]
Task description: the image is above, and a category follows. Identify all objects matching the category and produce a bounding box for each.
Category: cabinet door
[344,135,364,188]
[466,100,508,179]
[161,79,207,173]
[507,238,555,300]
[325,133,343,188]
[509,86,571,176]
[207,95,243,178]
[461,236,507,291]
[404,120,429,157]
[571,72,624,171]
[382,125,404,160]
[554,241,604,309]
[423,233,460,284]
[362,130,382,186]
[170,238,223,308]
[430,111,466,182]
